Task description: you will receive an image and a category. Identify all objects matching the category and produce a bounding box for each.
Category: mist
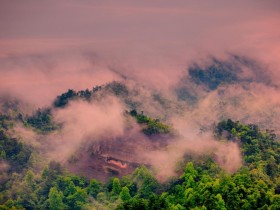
[1,0,279,105]
[43,97,125,162]
[0,0,280,180]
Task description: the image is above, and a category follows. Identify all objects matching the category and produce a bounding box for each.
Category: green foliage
[129,110,170,135]
[53,82,129,108]
[25,108,58,132]
[182,162,198,188]
[131,166,159,198]
[120,187,131,202]
[88,179,103,198]
[66,187,88,209]
[214,194,226,210]
[1,150,6,159]
[0,114,11,131]
[105,81,129,96]
[270,194,280,210]
[216,119,280,177]
[147,193,169,209]
[53,89,77,108]
[116,197,148,210]
[1,111,280,210]
[0,130,32,171]
[47,187,65,210]
[189,60,238,90]
[111,178,122,197]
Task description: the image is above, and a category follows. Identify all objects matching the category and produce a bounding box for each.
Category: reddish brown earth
[65,132,170,181]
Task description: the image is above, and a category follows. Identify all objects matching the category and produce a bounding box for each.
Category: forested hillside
[0,89,280,209]
[1,1,280,209]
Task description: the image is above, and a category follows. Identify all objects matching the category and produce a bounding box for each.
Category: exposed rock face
[65,131,170,181]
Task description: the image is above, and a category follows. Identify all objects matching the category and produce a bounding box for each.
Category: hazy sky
[0,0,279,106]
[1,0,279,52]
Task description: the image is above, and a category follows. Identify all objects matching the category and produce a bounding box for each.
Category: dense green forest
[0,76,279,209]
[1,102,280,210]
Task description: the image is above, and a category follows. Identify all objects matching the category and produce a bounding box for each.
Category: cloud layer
[1,0,279,180]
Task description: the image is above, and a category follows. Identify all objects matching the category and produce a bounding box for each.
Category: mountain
[1,57,280,209]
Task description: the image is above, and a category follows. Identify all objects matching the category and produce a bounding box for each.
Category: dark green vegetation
[176,58,244,102]
[54,89,79,108]
[53,81,128,108]
[53,82,172,137]
[129,110,170,136]
[185,56,272,95]
[0,114,32,172]
[1,108,280,209]
[188,60,239,90]
[0,80,280,209]
[25,108,58,133]
[216,119,279,178]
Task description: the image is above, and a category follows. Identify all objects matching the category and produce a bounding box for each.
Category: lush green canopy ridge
[1,110,279,209]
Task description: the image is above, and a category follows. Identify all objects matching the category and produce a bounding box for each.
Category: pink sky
[0,0,279,106]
